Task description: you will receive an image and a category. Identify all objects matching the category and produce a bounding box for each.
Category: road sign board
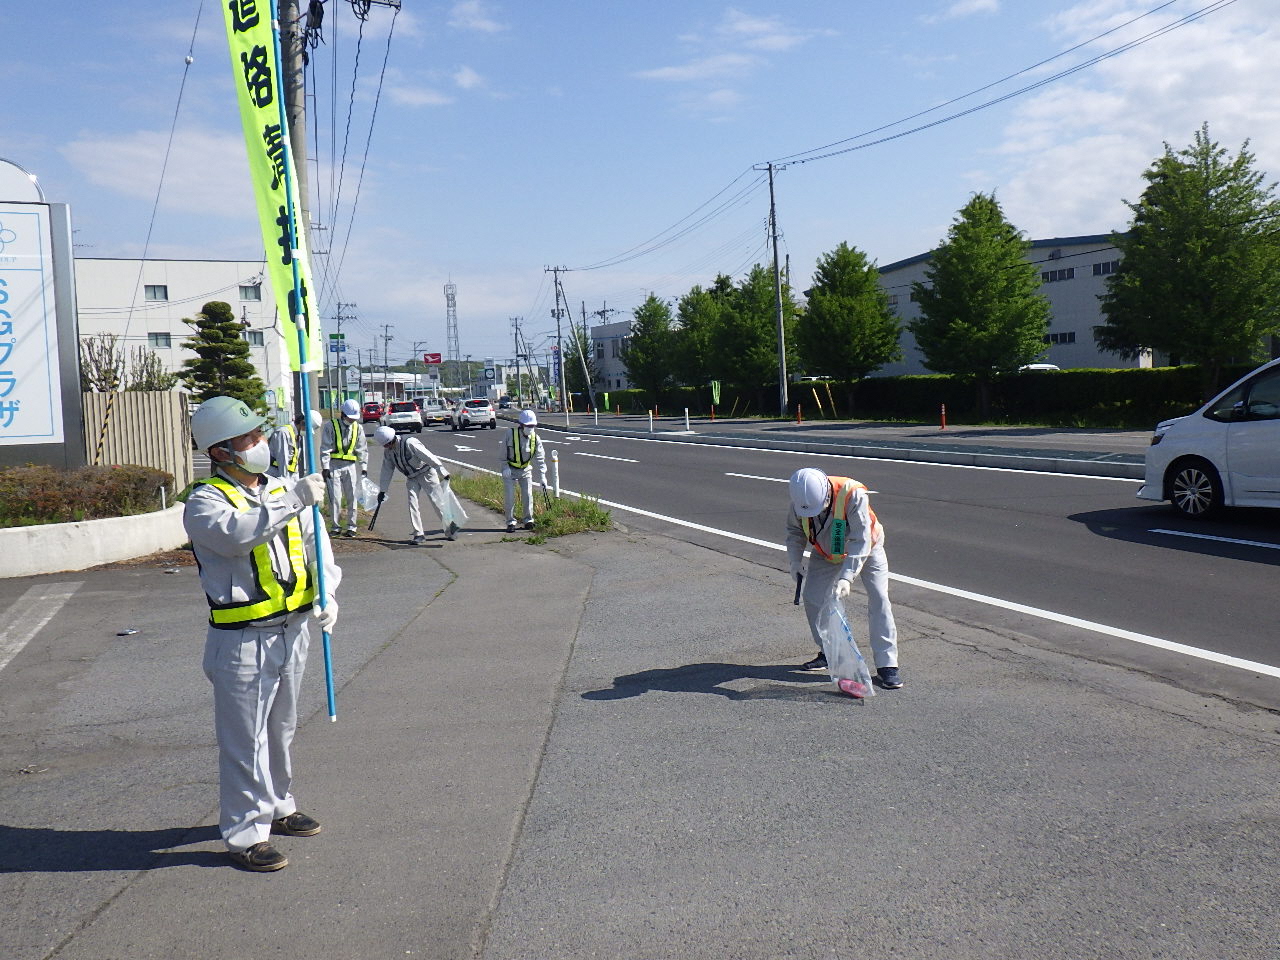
[328,341,347,353]
[423,353,442,364]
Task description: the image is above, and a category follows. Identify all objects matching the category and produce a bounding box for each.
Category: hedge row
[592,365,1256,429]
[0,464,174,527]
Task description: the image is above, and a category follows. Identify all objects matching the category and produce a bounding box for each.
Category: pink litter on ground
[837,678,869,699]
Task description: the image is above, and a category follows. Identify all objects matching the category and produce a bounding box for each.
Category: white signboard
[0,203,62,445]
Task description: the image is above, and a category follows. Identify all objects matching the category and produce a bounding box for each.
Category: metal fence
[82,391,193,492]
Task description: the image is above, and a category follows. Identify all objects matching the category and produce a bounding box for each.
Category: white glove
[834,580,851,600]
[313,598,338,632]
[540,475,549,490]
[296,473,325,507]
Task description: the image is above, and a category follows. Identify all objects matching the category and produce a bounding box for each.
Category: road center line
[726,472,787,483]
[0,582,83,675]
[573,452,638,463]
[1150,528,1280,551]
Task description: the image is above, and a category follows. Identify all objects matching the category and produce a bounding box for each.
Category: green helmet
[191,396,268,451]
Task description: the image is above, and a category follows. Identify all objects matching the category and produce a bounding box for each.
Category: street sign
[329,341,347,353]
[345,366,360,381]
[423,353,442,364]
[484,367,495,382]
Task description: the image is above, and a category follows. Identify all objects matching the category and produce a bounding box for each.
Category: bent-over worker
[373,424,455,543]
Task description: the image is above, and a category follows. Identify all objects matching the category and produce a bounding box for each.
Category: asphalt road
[426,424,1280,709]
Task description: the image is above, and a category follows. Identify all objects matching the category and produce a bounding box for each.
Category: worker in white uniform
[785,467,902,690]
[501,409,547,533]
[267,410,322,479]
[319,398,368,537]
[183,395,342,872]
[372,424,455,543]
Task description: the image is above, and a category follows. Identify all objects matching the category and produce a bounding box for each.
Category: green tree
[1095,124,1280,394]
[671,274,733,387]
[909,192,1050,417]
[713,264,797,394]
[797,241,901,380]
[622,293,674,396]
[179,301,268,410]
[563,323,598,409]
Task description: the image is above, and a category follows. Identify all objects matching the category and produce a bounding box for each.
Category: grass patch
[449,469,611,542]
[0,464,174,528]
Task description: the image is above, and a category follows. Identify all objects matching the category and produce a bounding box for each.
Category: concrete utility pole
[546,266,570,417]
[755,161,789,417]
[380,324,394,400]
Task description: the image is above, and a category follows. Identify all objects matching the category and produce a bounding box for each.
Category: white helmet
[789,467,829,518]
[518,409,538,427]
[373,425,396,446]
[340,398,360,418]
[294,410,323,429]
[191,396,268,451]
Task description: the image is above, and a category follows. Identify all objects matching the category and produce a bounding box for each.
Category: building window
[147,332,171,348]
[245,330,265,346]
[239,284,262,300]
[888,294,899,307]
[1093,260,1119,276]
[1041,268,1076,283]
[595,341,605,360]
[144,284,169,301]
[1043,332,1077,345]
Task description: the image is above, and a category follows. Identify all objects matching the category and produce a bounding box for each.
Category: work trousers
[327,462,360,532]
[404,473,444,536]
[202,613,310,852]
[801,539,898,669]
[502,465,538,525]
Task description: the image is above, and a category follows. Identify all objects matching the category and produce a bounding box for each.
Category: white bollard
[648,410,654,433]
[593,408,599,426]
[684,407,690,431]
[551,450,561,497]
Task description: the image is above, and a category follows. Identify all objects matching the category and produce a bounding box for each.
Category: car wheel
[1167,458,1223,519]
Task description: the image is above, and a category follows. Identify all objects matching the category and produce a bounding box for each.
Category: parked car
[450,397,497,431]
[361,401,384,423]
[1137,357,1280,518]
[381,400,424,434]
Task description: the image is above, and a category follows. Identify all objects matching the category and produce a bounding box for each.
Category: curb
[0,504,187,578]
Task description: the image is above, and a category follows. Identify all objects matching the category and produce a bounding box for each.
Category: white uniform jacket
[319,418,368,472]
[501,427,547,477]
[379,435,447,489]
[784,480,879,586]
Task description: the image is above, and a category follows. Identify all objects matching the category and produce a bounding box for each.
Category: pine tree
[909,193,1050,417]
[797,241,901,380]
[1096,124,1280,394]
[179,301,268,410]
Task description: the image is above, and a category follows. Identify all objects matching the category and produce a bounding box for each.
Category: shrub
[0,464,174,528]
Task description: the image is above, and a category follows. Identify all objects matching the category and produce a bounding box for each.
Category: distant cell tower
[443,282,461,388]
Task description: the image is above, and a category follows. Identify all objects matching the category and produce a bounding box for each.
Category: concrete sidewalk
[3,496,1278,959]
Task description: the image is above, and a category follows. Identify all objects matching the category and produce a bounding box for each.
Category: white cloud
[388,85,455,107]
[448,0,506,33]
[923,0,999,24]
[994,3,1280,240]
[635,53,759,82]
[453,66,484,90]
[717,9,808,51]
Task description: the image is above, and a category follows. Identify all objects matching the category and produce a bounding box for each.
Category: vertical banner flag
[222,0,320,372]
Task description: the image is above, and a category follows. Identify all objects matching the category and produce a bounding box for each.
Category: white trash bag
[813,596,875,699]
[359,476,381,512]
[427,476,469,534]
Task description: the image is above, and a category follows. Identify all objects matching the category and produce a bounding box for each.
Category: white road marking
[726,472,787,483]
[454,445,482,452]
[1151,528,1280,551]
[0,583,83,675]
[574,452,638,463]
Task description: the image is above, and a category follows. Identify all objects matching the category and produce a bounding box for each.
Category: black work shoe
[411,533,427,544]
[876,667,903,690]
[229,841,288,871]
[343,529,356,538]
[523,520,535,530]
[271,811,322,837]
[506,523,517,533]
[801,652,828,671]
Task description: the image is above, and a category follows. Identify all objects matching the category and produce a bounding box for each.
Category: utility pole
[755,161,789,417]
[379,324,394,401]
[577,300,597,412]
[334,301,356,407]
[546,266,570,418]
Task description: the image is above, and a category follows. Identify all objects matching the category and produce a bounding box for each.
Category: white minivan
[1137,357,1280,517]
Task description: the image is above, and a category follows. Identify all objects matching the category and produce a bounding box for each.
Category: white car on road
[449,398,497,430]
[1137,357,1280,517]
[381,399,424,434]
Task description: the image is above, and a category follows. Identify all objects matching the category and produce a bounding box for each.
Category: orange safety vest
[801,476,881,563]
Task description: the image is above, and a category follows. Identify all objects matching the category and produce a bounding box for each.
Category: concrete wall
[0,504,186,578]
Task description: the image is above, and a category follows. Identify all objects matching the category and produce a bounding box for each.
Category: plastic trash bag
[814,596,875,699]
[359,476,380,511]
[427,476,469,533]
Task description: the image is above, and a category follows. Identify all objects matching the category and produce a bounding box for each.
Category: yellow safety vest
[331,419,360,461]
[195,477,315,628]
[801,476,879,563]
[507,427,538,469]
[271,424,300,475]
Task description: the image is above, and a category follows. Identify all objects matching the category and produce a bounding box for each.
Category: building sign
[0,203,63,445]
[422,352,442,365]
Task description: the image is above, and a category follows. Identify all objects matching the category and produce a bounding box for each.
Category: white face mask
[521,425,534,436]
[233,438,272,474]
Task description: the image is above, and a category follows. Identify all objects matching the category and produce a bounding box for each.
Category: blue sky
[8,0,1278,367]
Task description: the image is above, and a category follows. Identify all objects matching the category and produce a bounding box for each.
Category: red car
[361,401,384,423]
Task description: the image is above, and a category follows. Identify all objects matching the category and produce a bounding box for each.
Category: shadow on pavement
[1069,506,1280,566]
[582,662,836,702]
[0,824,224,873]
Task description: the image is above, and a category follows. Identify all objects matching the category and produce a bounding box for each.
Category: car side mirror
[1231,400,1248,420]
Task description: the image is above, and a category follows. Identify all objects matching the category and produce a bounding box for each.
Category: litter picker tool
[367,499,383,532]
[794,573,803,605]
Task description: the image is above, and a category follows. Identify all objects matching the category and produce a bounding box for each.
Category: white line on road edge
[439,457,1280,678]
[0,582,83,675]
[1150,528,1280,551]
[573,452,638,463]
[725,472,787,483]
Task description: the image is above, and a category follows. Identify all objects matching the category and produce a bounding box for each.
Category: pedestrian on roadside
[267,410,322,479]
[501,409,547,533]
[372,425,456,544]
[183,395,341,872]
[320,398,368,537]
[785,466,902,689]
